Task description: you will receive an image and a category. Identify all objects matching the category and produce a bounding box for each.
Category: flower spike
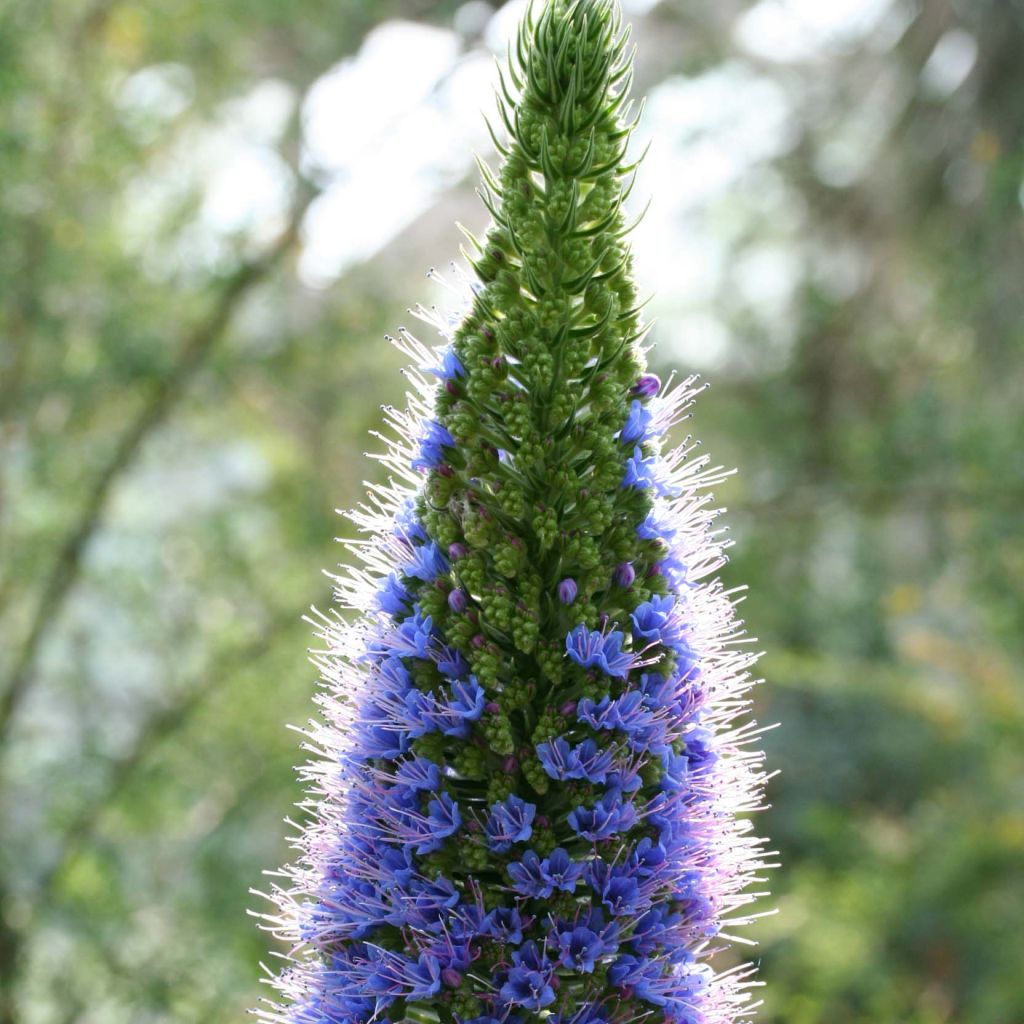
[256,4,771,1024]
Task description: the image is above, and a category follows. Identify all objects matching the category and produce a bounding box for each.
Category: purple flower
[613,561,636,588]
[412,419,456,471]
[631,373,661,398]
[557,577,578,605]
[484,794,536,852]
[568,793,637,841]
[565,625,635,679]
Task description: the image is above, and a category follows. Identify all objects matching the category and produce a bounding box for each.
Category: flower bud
[613,561,636,588]
[557,578,578,605]
[448,588,467,613]
[448,542,467,560]
[632,373,661,398]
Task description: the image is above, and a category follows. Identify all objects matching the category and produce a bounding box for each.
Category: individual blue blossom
[499,966,556,1011]
[427,346,466,382]
[631,594,686,649]
[376,572,412,616]
[556,926,608,973]
[505,849,549,897]
[393,756,441,792]
[565,625,635,679]
[507,847,584,897]
[481,905,524,945]
[391,610,434,659]
[412,419,456,471]
[403,540,448,581]
[437,644,470,679]
[619,399,654,444]
[621,446,657,490]
[484,794,536,852]
[568,793,638,841]
[536,736,615,784]
[415,793,461,854]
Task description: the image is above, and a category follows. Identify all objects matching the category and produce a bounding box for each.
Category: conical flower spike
[255,4,771,1023]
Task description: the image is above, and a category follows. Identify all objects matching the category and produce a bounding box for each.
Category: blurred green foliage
[1,0,1022,1022]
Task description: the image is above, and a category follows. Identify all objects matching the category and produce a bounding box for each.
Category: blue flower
[376,573,412,616]
[412,419,456,471]
[481,906,524,945]
[631,595,686,648]
[506,849,548,897]
[437,644,470,679]
[499,965,556,1010]
[565,625,635,679]
[630,906,683,955]
[485,794,536,852]
[619,399,654,444]
[448,676,486,719]
[394,500,429,544]
[393,757,442,792]
[542,847,586,893]
[568,793,637,841]
[427,346,466,382]
[622,446,657,490]
[637,506,677,542]
[403,540,448,582]
[385,610,430,659]
[555,926,606,973]
[536,737,615,784]
[416,793,461,854]
[507,847,584,897]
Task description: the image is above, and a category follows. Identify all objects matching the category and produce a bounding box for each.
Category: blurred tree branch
[0,190,312,750]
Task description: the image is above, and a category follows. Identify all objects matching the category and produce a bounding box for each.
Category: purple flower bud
[560,699,577,717]
[503,755,519,773]
[613,561,636,588]
[448,588,467,613]
[445,379,460,397]
[632,373,661,398]
[557,578,578,605]
[448,542,467,560]
[442,968,462,988]
[485,702,500,714]
[472,633,486,648]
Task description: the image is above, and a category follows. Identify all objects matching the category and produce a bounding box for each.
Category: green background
[1,1,1022,1021]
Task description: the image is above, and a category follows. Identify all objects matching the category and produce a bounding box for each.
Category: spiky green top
[258,4,768,1024]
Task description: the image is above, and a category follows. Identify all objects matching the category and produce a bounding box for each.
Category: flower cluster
[256,4,770,1024]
